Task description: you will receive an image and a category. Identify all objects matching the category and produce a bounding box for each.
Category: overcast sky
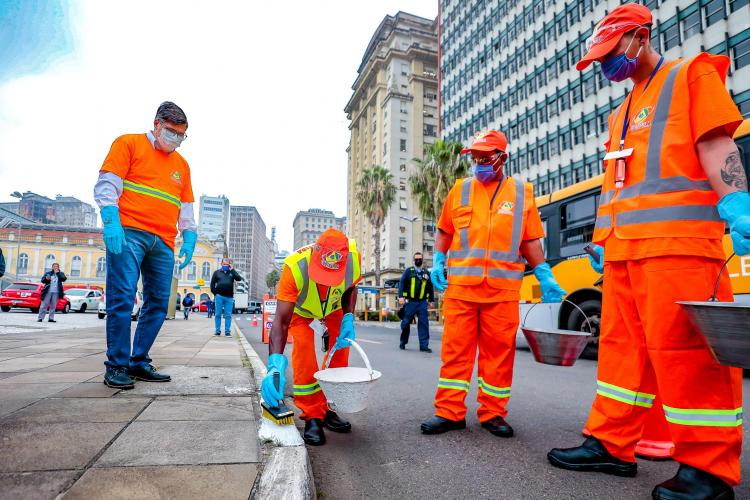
[0,0,437,252]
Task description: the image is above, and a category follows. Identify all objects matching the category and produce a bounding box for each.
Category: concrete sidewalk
[0,315,264,499]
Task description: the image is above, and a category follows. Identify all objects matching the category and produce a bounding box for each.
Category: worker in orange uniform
[420,130,567,438]
[547,4,748,499]
[261,229,362,445]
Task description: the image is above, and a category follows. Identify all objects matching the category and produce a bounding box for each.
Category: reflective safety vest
[284,239,362,319]
[446,176,531,290]
[402,267,429,300]
[593,54,728,244]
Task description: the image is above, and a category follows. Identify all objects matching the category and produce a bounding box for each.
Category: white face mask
[157,127,184,152]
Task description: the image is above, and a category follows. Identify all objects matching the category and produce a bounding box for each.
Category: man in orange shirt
[262,229,362,445]
[420,130,566,438]
[94,102,197,389]
[547,5,748,498]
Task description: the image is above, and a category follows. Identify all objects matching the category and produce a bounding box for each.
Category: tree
[265,269,280,295]
[408,139,471,223]
[355,165,397,287]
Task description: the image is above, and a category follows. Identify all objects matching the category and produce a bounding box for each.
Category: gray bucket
[521,299,593,367]
[678,301,750,369]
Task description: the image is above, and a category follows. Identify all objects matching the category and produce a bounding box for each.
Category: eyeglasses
[470,151,504,164]
[159,121,187,142]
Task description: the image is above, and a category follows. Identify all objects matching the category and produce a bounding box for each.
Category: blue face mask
[601,39,643,82]
[222,265,230,271]
[473,164,498,183]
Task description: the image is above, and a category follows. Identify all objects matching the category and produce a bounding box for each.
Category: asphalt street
[237,317,750,500]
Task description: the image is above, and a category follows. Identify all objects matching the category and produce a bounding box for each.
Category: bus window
[541,218,548,257]
[559,194,598,257]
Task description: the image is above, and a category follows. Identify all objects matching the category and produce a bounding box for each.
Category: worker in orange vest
[420,130,566,438]
[547,5,747,499]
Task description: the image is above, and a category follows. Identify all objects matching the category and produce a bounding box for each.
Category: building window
[399,163,407,172]
[730,0,749,12]
[187,262,197,280]
[44,254,55,272]
[399,198,408,210]
[704,0,726,26]
[70,256,82,277]
[17,253,28,275]
[734,38,750,70]
[96,257,106,278]
[202,262,211,280]
[662,23,680,51]
[399,237,407,251]
[682,10,701,40]
[400,139,407,152]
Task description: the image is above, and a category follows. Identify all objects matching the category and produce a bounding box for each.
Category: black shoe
[214,333,220,336]
[547,436,638,477]
[420,347,432,353]
[652,464,734,500]
[323,410,351,433]
[103,368,134,389]
[481,416,514,438]
[420,415,466,435]
[48,319,56,323]
[399,343,405,350]
[303,418,326,446]
[37,318,43,322]
[128,364,171,382]
[225,333,231,337]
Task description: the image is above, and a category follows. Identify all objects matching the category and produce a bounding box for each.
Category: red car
[0,282,71,314]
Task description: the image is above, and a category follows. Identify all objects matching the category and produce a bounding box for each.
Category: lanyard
[619,56,664,150]
[318,285,331,319]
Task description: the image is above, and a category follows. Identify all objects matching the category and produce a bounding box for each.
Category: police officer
[398,251,434,352]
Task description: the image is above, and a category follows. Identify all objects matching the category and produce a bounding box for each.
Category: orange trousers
[434,298,519,422]
[290,309,349,420]
[587,256,742,486]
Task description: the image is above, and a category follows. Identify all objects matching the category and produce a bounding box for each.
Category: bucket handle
[709,253,735,302]
[522,298,594,334]
[324,339,376,380]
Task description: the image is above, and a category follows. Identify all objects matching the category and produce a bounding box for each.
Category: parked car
[66,288,103,313]
[98,291,143,321]
[249,301,262,314]
[0,282,70,314]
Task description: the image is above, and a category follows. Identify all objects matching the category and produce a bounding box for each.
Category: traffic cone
[252,315,258,327]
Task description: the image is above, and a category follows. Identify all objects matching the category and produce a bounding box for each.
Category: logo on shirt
[498,201,514,215]
[170,171,182,186]
[630,106,653,132]
[330,288,342,309]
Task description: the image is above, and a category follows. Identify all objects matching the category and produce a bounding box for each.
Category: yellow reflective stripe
[123,180,181,208]
[663,405,743,427]
[293,382,322,395]
[438,377,470,392]
[596,380,655,408]
[419,279,426,299]
[478,378,511,398]
[410,277,416,298]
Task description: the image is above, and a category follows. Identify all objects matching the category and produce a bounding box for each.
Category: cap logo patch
[321,250,343,270]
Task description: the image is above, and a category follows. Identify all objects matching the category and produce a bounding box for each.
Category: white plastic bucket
[314,339,381,413]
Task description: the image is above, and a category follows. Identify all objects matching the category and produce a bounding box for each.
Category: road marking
[356,338,382,344]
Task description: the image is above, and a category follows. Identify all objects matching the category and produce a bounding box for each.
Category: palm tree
[408,139,470,223]
[355,165,397,287]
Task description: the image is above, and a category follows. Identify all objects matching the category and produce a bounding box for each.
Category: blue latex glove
[335,312,356,350]
[587,244,604,274]
[101,205,125,254]
[533,263,567,303]
[430,251,449,292]
[718,191,750,256]
[261,353,287,406]
[178,230,197,270]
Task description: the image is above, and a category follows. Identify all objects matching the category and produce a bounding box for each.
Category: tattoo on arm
[720,151,748,191]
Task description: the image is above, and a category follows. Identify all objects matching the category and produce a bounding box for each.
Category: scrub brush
[260,372,294,425]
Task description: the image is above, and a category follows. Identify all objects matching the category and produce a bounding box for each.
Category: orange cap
[310,228,350,286]
[576,3,652,71]
[460,130,508,154]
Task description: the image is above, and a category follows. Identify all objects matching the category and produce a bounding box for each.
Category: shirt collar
[146,131,158,149]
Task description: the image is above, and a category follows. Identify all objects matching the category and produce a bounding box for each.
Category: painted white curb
[233,321,315,500]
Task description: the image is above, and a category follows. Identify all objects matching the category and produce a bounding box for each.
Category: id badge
[603,148,633,161]
[309,319,328,336]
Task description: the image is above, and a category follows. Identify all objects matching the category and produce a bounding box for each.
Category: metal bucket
[521,300,593,367]
[677,253,750,369]
[314,340,381,413]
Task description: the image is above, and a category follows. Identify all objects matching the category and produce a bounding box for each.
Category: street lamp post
[10,192,23,279]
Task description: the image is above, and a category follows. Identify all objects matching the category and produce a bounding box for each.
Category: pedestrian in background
[206,297,214,318]
[0,247,5,279]
[94,101,197,389]
[398,251,434,352]
[210,258,242,336]
[38,263,66,323]
[182,293,194,320]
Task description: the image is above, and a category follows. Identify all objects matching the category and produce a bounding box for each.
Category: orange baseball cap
[310,228,350,286]
[460,130,508,154]
[576,3,652,71]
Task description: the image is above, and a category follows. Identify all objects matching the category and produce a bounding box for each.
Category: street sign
[264,300,277,314]
[265,321,273,330]
[358,286,378,294]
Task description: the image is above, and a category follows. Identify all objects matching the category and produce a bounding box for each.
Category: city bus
[519,118,750,357]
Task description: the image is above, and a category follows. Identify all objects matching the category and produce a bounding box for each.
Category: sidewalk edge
[233,321,315,500]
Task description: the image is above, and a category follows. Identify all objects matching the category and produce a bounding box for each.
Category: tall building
[198,195,230,242]
[17,192,55,224]
[228,206,274,300]
[345,12,439,289]
[439,0,750,196]
[292,208,347,249]
[53,195,97,228]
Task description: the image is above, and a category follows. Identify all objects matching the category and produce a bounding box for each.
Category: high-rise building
[198,195,230,242]
[53,195,97,228]
[228,206,275,300]
[292,208,347,249]
[345,12,439,288]
[17,192,55,224]
[439,0,750,196]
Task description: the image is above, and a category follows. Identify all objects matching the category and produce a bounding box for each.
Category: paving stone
[0,422,125,472]
[125,366,253,396]
[0,372,23,380]
[95,420,258,466]
[4,397,150,424]
[137,396,253,421]
[0,470,80,499]
[0,371,102,384]
[0,359,68,372]
[0,399,37,419]
[53,382,122,398]
[36,359,105,372]
[0,383,78,401]
[63,464,257,500]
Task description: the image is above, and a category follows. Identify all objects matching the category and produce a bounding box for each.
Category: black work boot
[547,436,638,477]
[652,464,734,500]
[481,416,514,438]
[420,415,466,435]
[128,364,171,382]
[303,418,326,446]
[323,410,351,433]
[103,368,134,389]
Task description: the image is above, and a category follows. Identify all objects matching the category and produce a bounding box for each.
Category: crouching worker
[261,229,363,445]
